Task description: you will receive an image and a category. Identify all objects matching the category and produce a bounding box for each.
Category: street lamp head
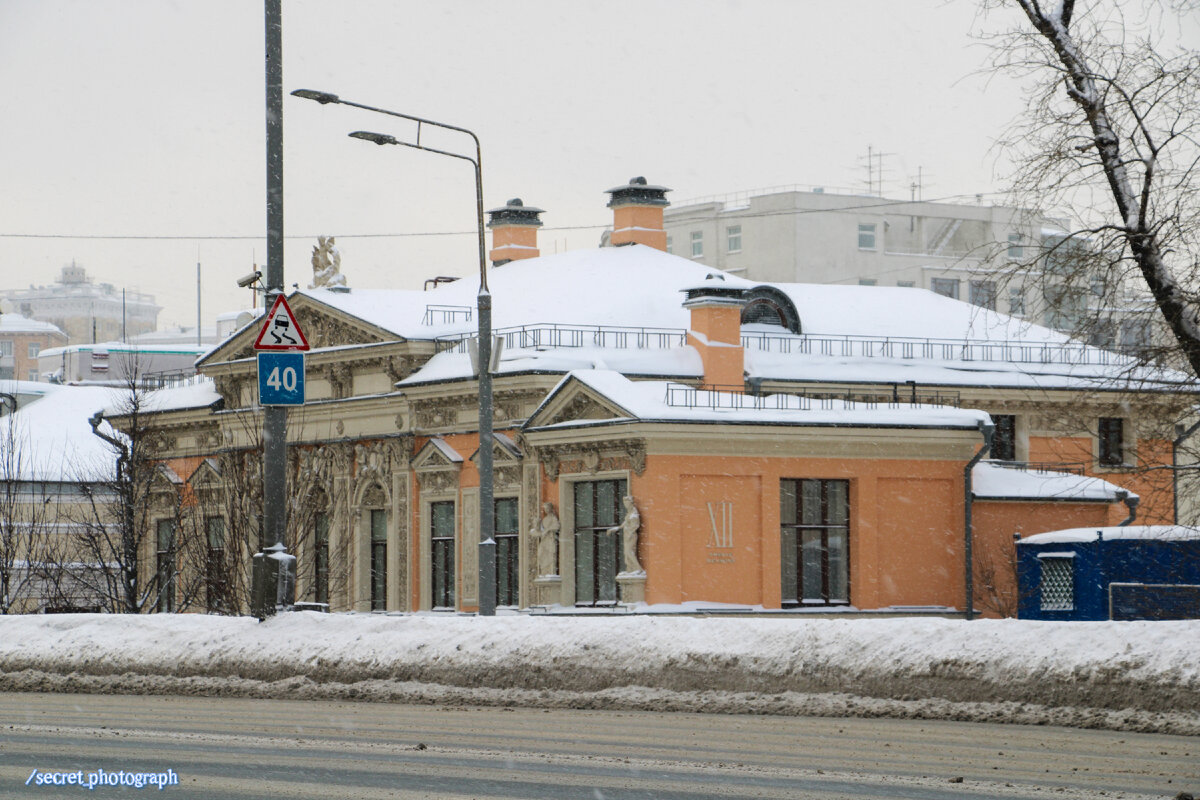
[349,130,399,146]
[291,88,340,104]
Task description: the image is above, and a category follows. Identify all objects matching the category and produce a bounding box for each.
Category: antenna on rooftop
[857,145,895,197]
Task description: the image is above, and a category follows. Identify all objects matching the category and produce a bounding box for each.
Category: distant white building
[662,186,1149,347]
[38,342,207,387]
[4,263,160,345]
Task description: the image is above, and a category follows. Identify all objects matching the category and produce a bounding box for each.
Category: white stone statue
[533,502,560,577]
[309,235,348,290]
[612,494,642,574]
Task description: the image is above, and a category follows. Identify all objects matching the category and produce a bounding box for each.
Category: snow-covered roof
[301,245,1188,392]
[0,313,65,336]
[39,341,209,360]
[1021,525,1200,544]
[0,384,120,482]
[138,379,222,415]
[972,461,1132,502]
[526,370,991,431]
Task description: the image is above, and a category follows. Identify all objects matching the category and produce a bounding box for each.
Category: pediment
[198,293,399,367]
[469,432,523,465]
[525,379,630,429]
[187,458,222,489]
[413,437,463,471]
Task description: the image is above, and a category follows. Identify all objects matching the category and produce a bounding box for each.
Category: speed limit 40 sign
[257,352,305,406]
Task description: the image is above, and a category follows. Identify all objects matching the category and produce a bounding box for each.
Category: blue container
[1017,526,1200,620]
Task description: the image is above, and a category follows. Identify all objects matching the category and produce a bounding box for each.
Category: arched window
[740,286,801,333]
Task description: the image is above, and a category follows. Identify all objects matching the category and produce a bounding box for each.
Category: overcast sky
[1,1,1055,330]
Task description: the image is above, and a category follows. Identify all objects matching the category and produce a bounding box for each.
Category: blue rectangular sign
[257,352,305,406]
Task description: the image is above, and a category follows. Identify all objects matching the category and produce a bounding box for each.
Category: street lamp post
[292,90,497,616]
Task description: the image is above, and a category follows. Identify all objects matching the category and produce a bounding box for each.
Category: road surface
[0,693,1194,799]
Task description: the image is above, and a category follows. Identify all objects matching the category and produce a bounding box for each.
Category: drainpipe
[964,419,994,621]
[1172,419,1200,524]
[1115,490,1139,527]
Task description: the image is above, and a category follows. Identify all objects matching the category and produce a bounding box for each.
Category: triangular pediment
[413,437,463,471]
[198,293,399,367]
[524,377,632,429]
[187,458,222,489]
[469,432,522,465]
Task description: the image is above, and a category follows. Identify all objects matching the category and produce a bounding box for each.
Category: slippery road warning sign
[253,295,310,351]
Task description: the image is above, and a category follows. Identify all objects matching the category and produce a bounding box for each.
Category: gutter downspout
[1116,490,1139,527]
[1172,418,1200,524]
[964,420,994,621]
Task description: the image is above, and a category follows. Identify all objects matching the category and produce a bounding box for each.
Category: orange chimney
[605,176,670,250]
[487,198,543,266]
[682,276,748,390]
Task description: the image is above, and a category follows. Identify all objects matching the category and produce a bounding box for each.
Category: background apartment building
[0,313,67,382]
[663,186,1150,349]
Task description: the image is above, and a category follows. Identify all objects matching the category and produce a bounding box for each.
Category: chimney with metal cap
[487,198,544,266]
[682,274,749,390]
[605,176,670,251]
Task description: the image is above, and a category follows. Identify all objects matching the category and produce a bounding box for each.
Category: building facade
[4,263,160,345]
[662,187,1150,349]
[117,178,1194,617]
[0,313,67,382]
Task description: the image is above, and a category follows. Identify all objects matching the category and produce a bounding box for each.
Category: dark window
[574,479,626,606]
[370,509,387,610]
[991,415,1017,461]
[780,479,849,606]
[431,501,455,609]
[931,278,959,300]
[1099,418,1124,466]
[495,497,520,607]
[205,516,226,613]
[314,511,329,606]
[969,280,997,310]
[156,519,176,613]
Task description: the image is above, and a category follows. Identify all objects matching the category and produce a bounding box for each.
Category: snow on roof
[972,461,1132,502]
[397,345,702,386]
[1,384,121,482]
[39,341,209,360]
[1021,525,1200,544]
[300,245,1183,392]
[0,313,64,335]
[139,379,222,415]
[527,370,991,430]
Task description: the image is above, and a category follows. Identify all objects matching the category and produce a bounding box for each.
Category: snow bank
[1,613,1197,733]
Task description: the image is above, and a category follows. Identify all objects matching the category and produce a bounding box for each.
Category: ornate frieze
[537,439,646,481]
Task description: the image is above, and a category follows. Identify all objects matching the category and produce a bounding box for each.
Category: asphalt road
[0,692,1194,799]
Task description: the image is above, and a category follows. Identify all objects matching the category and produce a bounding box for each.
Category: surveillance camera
[237,270,263,288]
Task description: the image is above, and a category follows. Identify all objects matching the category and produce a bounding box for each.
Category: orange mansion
[125,179,1194,616]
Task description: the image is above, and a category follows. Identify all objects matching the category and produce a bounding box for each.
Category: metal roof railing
[664,385,962,410]
[432,321,1139,369]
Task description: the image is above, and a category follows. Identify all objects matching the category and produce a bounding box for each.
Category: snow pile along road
[1,613,1197,735]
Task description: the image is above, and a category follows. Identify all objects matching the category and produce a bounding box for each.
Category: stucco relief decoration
[309,235,348,290]
[612,494,643,575]
[538,439,646,480]
[384,356,416,383]
[495,465,522,490]
[532,502,560,577]
[416,469,457,494]
[326,363,352,399]
[416,400,461,429]
[214,377,243,408]
[354,441,392,488]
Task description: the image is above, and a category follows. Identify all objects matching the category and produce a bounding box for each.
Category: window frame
[931,278,960,300]
[205,515,226,613]
[690,230,703,258]
[726,224,742,254]
[857,223,877,250]
[494,496,520,607]
[156,518,176,613]
[991,414,1017,461]
[369,508,388,611]
[430,500,455,610]
[1098,417,1125,467]
[780,479,850,607]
